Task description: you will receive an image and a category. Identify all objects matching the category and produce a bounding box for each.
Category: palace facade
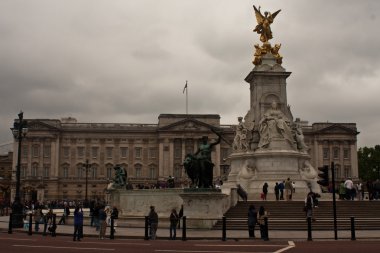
[8,114,359,202]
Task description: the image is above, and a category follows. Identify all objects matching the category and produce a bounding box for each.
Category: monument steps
[214,200,380,230]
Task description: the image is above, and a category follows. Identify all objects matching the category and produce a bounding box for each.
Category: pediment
[27,120,60,131]
[158,118,216,132]
[315,124,358,135]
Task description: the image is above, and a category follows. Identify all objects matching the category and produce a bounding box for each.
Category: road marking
[67,241,150,246]
[13,244,115,251]
[273,241,295,253]
[0,238,35,241]
[156,251,270,253]
[194,244,288,247]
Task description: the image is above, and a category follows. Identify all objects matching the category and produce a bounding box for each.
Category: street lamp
[83,159,91,207]
[11,111,28,228]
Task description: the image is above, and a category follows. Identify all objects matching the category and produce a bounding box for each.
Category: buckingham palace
[7,113,359,202]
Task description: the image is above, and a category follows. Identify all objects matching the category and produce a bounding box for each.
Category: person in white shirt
[344,178,354,200]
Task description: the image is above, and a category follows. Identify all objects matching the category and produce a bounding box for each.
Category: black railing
[1,213,369,241]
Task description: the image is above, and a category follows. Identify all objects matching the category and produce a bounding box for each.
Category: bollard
[144,216,149,240]
[43,218,47,236]
[8,213,13,234]
[350,216,356,241]
[52,214,56,237]
[28,213,33,235]
[307,217,312,241]
[110,217,115,240]
[222,216,226,241]
[264,217,269,241]
[182,216,187,241]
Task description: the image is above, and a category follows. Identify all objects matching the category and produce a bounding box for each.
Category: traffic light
[317,165,329,186]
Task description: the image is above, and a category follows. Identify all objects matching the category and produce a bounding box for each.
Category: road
[1,232,380,253]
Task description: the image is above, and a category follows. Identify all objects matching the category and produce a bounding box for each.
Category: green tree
[358,145,380,181]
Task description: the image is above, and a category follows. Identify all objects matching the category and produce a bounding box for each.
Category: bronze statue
[183,131,221,188]
[113,165,127,187]
[253,5,281,43]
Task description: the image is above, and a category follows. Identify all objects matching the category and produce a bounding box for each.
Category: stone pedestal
[180,189,228,228]
[108,188,232,228]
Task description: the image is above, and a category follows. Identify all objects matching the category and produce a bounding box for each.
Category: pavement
[1,216,380,241]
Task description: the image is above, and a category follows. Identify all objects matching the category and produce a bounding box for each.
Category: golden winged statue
[253,5,281,43]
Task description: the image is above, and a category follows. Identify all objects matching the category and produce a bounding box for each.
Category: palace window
[106,147,113,159]
[31,163,38,177]
[22,145,28,158]
[91,166,97,179]
[77,166,83,178]
[343,148,350,159]
[120,147,128,159]
[43,146,51,158]
[77,147,85,158]
[323,148,329,159]
[63,166,69,178]
[135,148,142,159]
[63,147,70,158]
[333,147,339,159]
[92,147,99,159]
[344,165,351,178]
[32,145,39,158]
[135,164,142,178]
[106,166,113,179]
[43,165,50,178]
[149,148,157,159]
[149,166,156,179]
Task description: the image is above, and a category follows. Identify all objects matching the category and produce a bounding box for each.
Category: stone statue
[233,117,249,151]
[113,165,127,187]
[294,124,308,152]
[183,132,221,188]
[299,160,317,180]
[253,5,281,43]
[258,101,295,149]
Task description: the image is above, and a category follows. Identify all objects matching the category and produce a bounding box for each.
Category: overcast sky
[1,0,379,148]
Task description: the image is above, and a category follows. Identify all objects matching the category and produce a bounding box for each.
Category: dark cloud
[0,0,379,148]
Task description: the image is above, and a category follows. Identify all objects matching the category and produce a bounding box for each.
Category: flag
[183,81,187,93]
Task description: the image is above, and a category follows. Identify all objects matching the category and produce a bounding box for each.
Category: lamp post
[83,159,91,207]
[11,111,28,228]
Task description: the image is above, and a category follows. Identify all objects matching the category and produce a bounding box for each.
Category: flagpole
[185,80,188,115]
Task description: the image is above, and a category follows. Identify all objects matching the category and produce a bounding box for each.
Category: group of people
[247,205,269,241]
[339,178,380,201]
[89,204,119,239]
[262,178,295,201]
[147,205,184,240]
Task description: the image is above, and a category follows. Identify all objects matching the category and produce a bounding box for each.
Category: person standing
[169,208,179,240]
[278,181,284,200]
[148,206,159,240]
[356,182,363,200]
[284,178,292,201]
[262,182,268,200]
[98,206,107,239]
[274,182,280,201]
[247,205,257,239]
[344,177,354,200]
[177,205,183,229]
[304,192,315,221]
[73,206,83,241]
[34,208,43,232]
[111,206,119,233]
[257,206,269,241]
